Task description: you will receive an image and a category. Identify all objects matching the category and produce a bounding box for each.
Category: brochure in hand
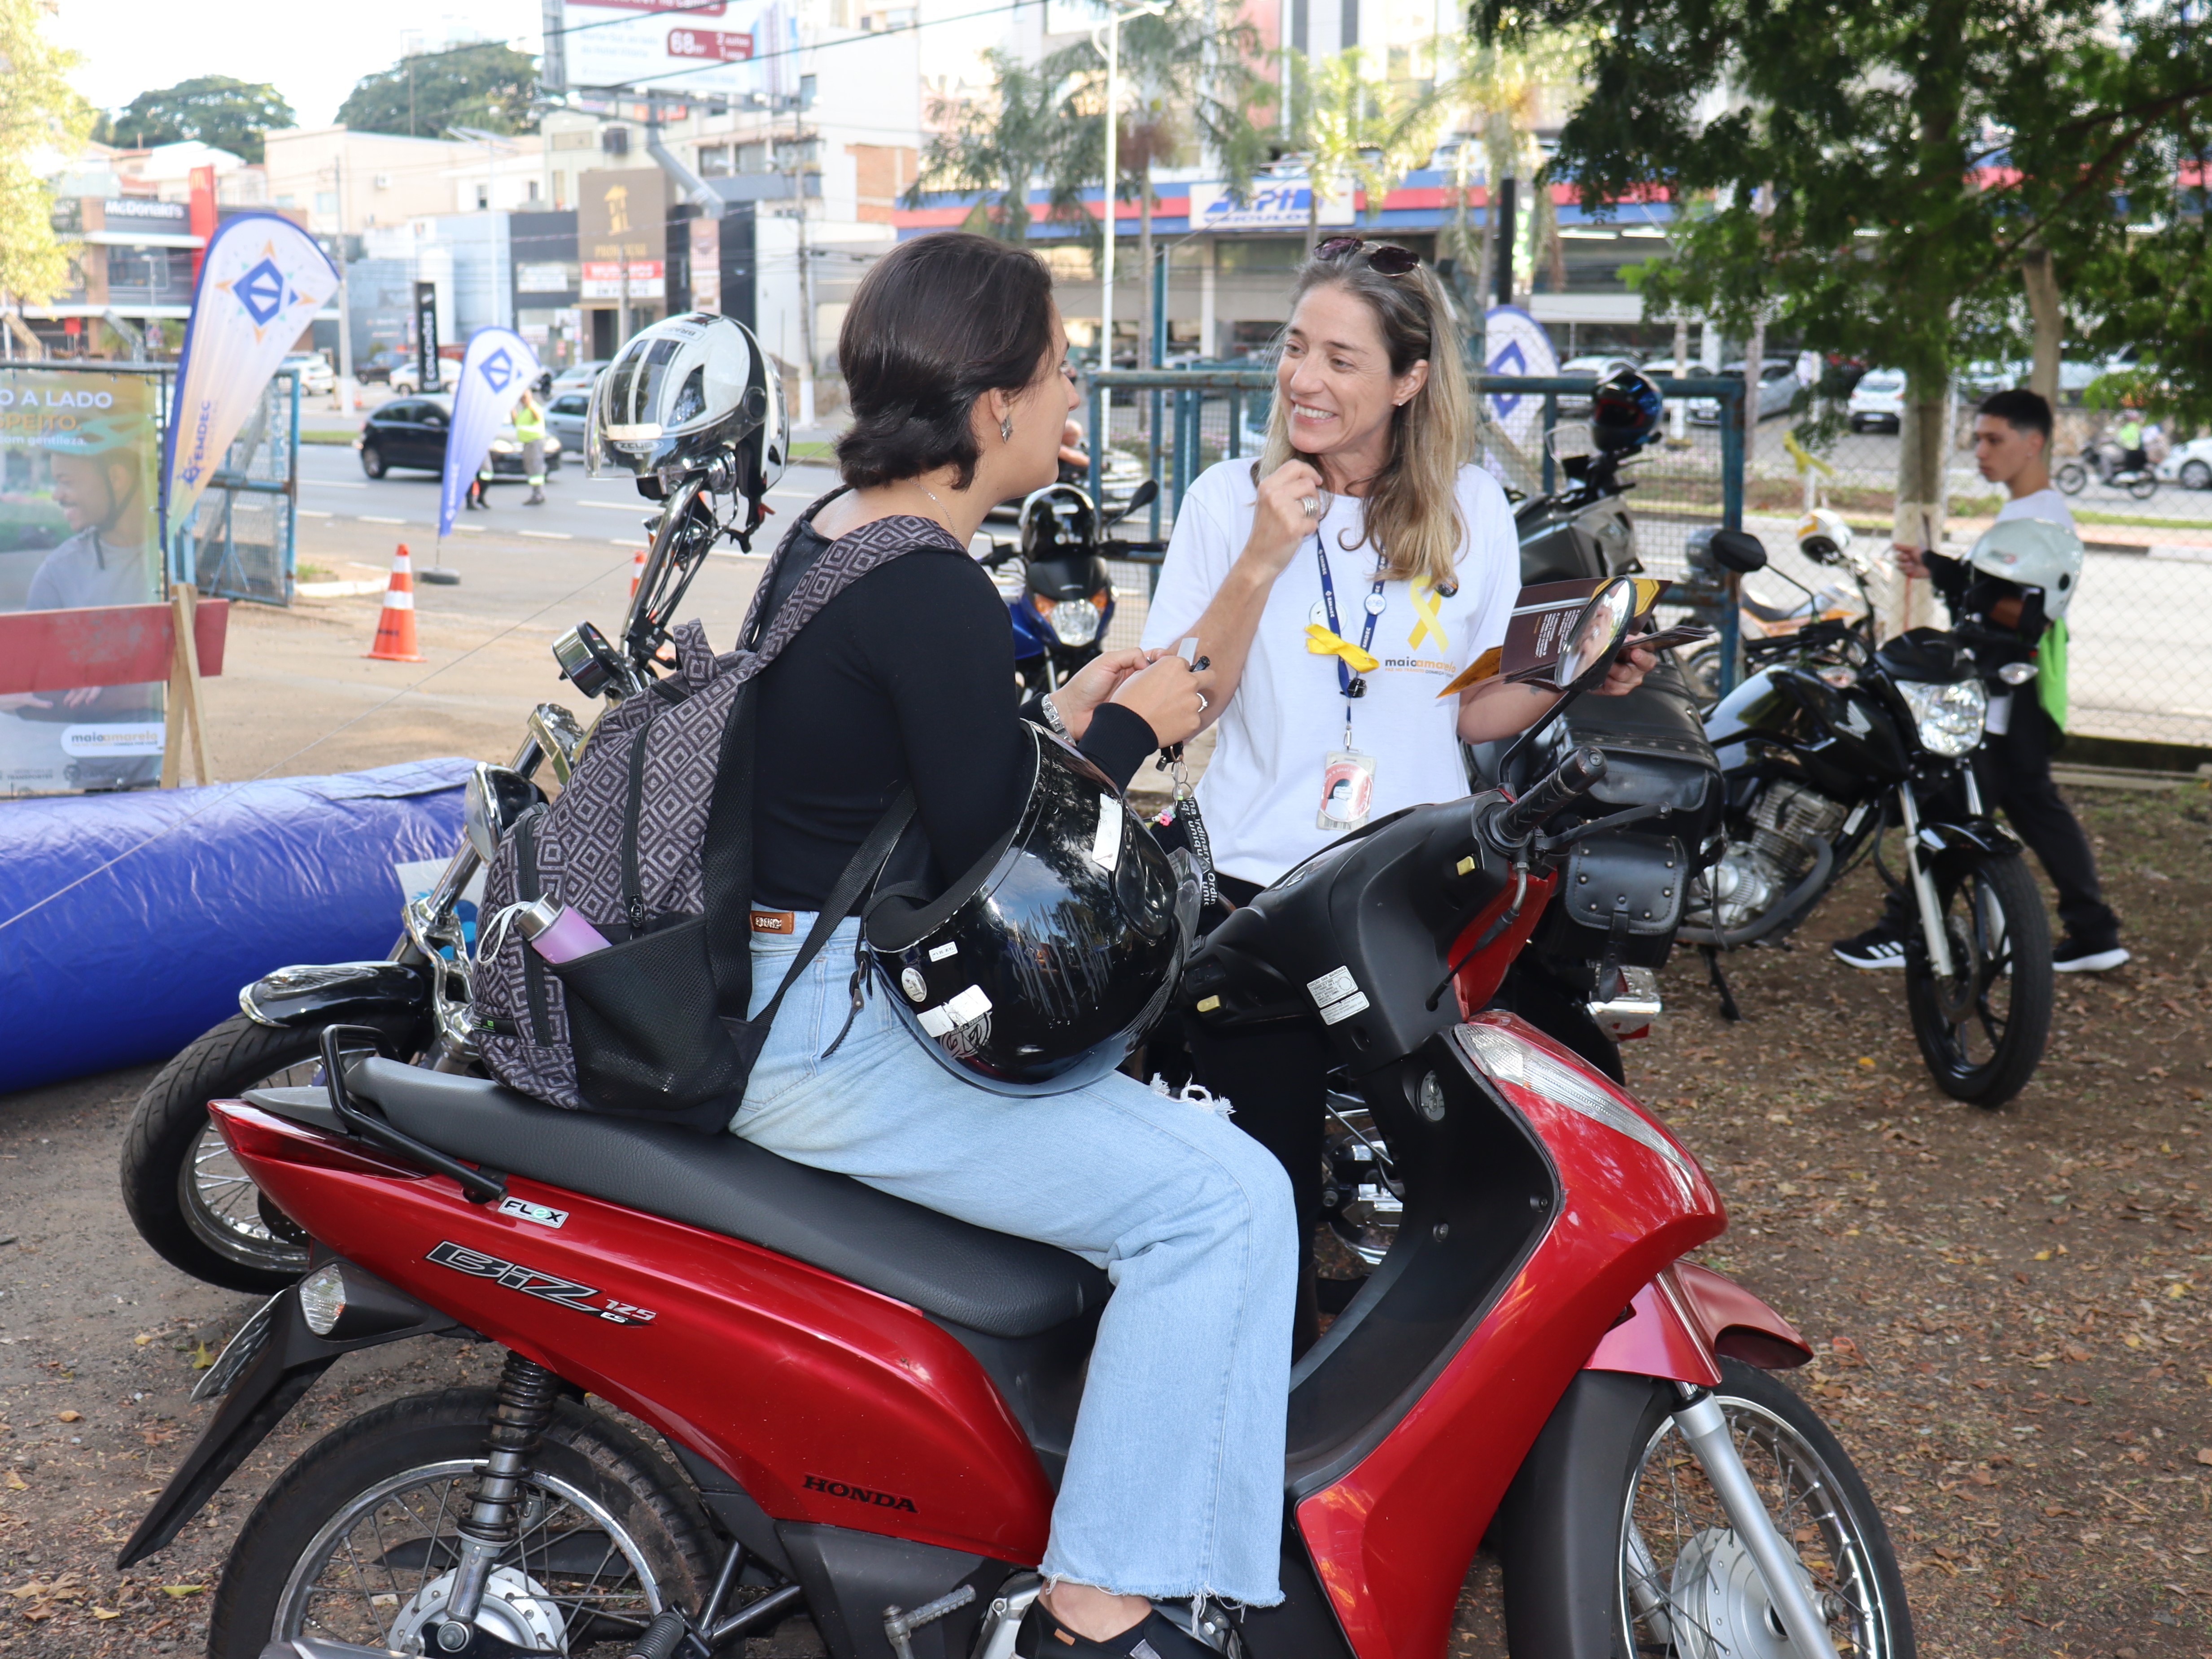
[1437,577,1711,698]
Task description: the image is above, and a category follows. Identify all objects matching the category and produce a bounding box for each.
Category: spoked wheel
[1617,1362,1913,1659]
[1902,852,2052,1105]
[120,1012,422,1292]
[2125,472,2158,501]
[209,1389,714,1658]
[2053,461,2086,495]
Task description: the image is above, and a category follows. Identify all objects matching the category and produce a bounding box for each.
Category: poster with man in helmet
[0,371,166,794]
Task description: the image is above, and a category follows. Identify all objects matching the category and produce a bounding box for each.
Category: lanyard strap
[1313,535,1386,701]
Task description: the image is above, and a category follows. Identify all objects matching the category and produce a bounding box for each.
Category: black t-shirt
[751,520,1158,911]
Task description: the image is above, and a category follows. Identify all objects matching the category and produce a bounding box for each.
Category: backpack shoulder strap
[746,788,916,1032]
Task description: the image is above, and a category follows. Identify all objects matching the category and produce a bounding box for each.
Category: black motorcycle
[117,481,732,1291]
[1681,532,2053,1105]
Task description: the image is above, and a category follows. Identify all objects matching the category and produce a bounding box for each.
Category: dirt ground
[1,572,2207,1655]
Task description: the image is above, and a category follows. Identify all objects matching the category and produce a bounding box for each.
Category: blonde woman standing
[1141,239,1652,1348]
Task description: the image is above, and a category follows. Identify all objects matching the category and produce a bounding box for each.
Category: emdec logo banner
[162,214,337,544]
[438,328,544,538]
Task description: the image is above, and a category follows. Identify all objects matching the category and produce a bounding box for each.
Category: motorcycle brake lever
[1534,800,1665,855]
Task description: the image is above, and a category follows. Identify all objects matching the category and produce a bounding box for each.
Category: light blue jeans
[735,918,1296,1604]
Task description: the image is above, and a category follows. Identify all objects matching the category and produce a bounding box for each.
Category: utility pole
[332,150,356,414]
[1092,1,1165,375]
[783,131,816,428]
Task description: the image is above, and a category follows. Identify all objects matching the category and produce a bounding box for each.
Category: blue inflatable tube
[0,760,471,1096]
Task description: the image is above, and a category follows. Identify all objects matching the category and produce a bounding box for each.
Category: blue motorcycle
[984,478,1162,694]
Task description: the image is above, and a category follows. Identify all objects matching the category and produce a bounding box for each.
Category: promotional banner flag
[163,214,337,544]
[438,328,544,539]
[1482,305,1561,450]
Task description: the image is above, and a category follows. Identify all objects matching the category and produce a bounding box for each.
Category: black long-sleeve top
[751,524,1158,911]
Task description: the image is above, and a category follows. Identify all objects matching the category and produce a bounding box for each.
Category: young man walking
[1833,388,2127,974]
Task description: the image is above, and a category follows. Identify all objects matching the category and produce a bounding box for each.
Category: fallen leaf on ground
[159,1584,205,1598]
[2197,1448,2212,1467]
[54,1410,80,1423]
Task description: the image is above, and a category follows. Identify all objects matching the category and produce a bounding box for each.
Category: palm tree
[1278,48,1445,251]
[909,49,1094,242]
[1432,34,1589,306]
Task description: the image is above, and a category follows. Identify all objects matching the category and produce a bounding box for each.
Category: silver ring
[1196,692,1208,712]
[1301,494,1322,518]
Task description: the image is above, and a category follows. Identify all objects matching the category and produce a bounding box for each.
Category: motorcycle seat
[284,1058,1111,1340]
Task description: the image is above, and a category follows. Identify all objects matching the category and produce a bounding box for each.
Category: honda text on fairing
[1680,515,2056,1105]
[130,579,1910,1659]
[117,312,789,1295]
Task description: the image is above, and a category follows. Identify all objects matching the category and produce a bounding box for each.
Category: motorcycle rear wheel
[2053,461,2087,495]
[1902,852,2052,1106]
[207,1387,715,1659]
[119,1011,422,1293]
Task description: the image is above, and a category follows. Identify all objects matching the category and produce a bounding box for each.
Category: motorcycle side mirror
[1707,529,1768,574]
[465,764,544,863]
[1553,576,1640,694]
[1998,660,2039,685]
[1103,477,1159,528]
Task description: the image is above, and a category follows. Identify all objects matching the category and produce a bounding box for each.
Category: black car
[357,397,565,480]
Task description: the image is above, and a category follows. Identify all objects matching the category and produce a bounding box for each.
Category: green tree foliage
[1480,0,2212,507]
[0,0,93,310]
[336,42,541,139]
[1279,48,1442,247]
[911,48,1095,242]
[101,76,294,164]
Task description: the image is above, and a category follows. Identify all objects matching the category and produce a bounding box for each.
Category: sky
[52,0,546,127]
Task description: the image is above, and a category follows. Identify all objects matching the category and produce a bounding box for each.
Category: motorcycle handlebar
[1487,747,1608,846]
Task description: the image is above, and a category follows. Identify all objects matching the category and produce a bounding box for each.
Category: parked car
[544,389,592,452]
[278,352,335,396]
[548,360,610,398]
[1688,358,1802,425]
[1553,353,1643,415]
[389,359,452,395]
[1846,367,1906,432]
[355,397,565,480]
[2155,436,2212,491]
[354,348,407,386]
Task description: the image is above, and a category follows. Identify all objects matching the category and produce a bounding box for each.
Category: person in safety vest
[513,389,548,505]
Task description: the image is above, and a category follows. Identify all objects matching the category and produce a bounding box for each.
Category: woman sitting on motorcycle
[1140,239,1654,1349]
[737,231,1297,1659]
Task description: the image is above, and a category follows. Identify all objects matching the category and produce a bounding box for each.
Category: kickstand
[1701,944,1743,1024]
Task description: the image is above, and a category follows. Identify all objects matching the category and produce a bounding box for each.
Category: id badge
[1317,750,1377,830]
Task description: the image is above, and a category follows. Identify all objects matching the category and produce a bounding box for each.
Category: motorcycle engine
[1688,781,1847,931]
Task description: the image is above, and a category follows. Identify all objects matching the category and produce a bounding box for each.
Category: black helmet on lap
[1590,367,1664,453]
[865,727,1200,1096]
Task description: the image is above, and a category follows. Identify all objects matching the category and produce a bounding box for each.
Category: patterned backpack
[470,502,960,1128]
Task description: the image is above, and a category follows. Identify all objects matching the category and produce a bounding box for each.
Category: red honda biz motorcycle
[121,581,1911,1659]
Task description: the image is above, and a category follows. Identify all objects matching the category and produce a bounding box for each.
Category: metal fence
[173,368,299,605]
[1080,367,1748,676]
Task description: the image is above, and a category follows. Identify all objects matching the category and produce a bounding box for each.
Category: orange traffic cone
[627,545,647,598]
[363,544,423,662]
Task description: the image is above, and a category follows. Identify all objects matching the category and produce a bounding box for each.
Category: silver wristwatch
[1039,694,1070,737]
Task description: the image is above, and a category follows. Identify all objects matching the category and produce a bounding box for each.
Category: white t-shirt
[1141,458,1519,886]
[1996,487,2075,531]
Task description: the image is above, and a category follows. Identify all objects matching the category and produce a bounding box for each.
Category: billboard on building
[0,370,166,795]
[1188,180,1356,231]
[552,0,800,98]
[578,168,669,273]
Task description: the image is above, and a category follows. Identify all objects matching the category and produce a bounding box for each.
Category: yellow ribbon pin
[1306,623,1380,674]
[1407,578,1445,651]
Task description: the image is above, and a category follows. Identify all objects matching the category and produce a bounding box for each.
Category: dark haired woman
[1141,240,1653,1349]
[734,231,1297,1657]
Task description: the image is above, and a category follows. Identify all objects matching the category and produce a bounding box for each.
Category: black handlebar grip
[1494,746,1609,844]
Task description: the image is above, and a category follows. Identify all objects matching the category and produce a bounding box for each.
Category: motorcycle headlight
[1897,677,1987,757]
[1048,598,1102,647]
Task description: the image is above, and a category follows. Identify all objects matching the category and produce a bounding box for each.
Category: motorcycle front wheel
[1902,851,2053,1106]
[2053,461,2087,495]
[2126,472,2159,501]
[207,1388,714,1659]
[120,1010,423,1292]
[1497,1362,1915,1659]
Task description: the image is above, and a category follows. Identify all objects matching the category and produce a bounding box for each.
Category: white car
[549,360,611,398]
[1689,360,1802,425]
[280,352,336,396]
[1847,368,1906,432]
[389,361,452,395]
[2155,437,2212,491]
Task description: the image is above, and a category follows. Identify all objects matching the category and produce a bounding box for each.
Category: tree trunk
[2022,244,2061,405]
[1889,375,1951,637]
[1743,313,1765,470]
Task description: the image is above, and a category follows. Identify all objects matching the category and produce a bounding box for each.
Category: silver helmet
[587,312,787,498]
[1964,516,2083,620]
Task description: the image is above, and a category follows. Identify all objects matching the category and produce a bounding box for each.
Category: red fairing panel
[1295,1016,1725,1659]
[214,1103,1058,1563]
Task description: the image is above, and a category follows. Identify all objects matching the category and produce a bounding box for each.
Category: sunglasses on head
[1315,237,1421,276]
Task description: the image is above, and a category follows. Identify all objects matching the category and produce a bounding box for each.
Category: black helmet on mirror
[1018,482,1098,562]
[1590,367,1665,453]
[587,312,788,501]
[866,726,1200,1096]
